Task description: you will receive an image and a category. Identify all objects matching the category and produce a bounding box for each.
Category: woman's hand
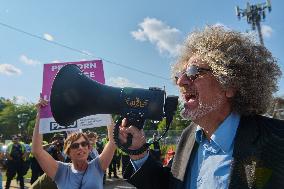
[36,98,49,114]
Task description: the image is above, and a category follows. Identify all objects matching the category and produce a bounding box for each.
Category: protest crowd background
[0,96,283,188]
[0,97,192,188]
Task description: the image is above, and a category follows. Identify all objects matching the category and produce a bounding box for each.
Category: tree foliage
[0,97,193,141]
[150,101,191,132]
[0,97,36,141]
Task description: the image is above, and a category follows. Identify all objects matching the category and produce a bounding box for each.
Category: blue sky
[0,0,283,104]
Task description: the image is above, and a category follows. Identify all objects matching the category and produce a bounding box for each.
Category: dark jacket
[124,115,284,189]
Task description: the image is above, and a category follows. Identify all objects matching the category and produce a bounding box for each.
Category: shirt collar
[195,112,240,153]
[195,126,204,143]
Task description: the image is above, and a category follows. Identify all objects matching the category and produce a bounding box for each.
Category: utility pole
[235,0,272,45]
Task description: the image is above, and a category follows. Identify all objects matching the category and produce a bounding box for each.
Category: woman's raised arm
[99,119,117,171]
[31,99,59,179]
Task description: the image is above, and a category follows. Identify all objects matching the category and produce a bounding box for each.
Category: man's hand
[119,118,148,160]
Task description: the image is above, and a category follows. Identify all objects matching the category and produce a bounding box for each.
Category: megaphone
[50,64,178,154]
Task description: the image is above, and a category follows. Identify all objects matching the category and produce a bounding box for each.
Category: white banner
[39,114,112,134]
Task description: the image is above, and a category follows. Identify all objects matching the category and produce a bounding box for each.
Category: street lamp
[235,0,272,45]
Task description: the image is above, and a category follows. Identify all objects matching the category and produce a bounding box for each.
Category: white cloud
[131,17,183,57]
[0,64,22,76]
[262,25,273,38]
[20,55,41,66]
[107,77,142,88]
[213,23,232,31]
[43,33,54,41]
[51,60,62,63]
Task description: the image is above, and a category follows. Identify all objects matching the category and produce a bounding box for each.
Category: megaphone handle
[113,117,149,155]
[120,133,133,149]
[125,133,133,149]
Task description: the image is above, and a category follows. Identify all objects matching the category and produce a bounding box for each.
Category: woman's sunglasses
[175,65,212,83]
[70,141,89,150]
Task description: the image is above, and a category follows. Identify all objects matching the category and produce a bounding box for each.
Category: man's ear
[225,88,236,98]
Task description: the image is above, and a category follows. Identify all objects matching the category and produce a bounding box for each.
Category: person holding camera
[46,133,65,162]
[32,98,117,189]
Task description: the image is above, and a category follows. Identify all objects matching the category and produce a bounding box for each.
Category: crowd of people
[0,119,168,189]
[0,120,131,189]
[0,124,170,189]
[1,25,284,189]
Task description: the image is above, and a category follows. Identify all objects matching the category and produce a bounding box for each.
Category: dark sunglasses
[175,65,212,83]
[69,141,89,150]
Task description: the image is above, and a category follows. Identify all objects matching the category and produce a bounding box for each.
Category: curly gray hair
[172,26,282,115]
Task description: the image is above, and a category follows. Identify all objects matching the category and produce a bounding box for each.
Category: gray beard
[180,94,224,121]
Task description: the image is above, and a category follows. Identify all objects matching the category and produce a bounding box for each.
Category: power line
[0,21,170,81]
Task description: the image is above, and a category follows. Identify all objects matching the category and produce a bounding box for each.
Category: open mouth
[76,151,85,156]
[182,91,199,109]
[185,94,196,102]
[184,91,198,102]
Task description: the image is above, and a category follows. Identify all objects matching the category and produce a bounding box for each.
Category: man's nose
[176,74,193,87]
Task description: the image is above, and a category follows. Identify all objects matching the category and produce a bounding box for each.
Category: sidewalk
[104,177,136,189]
[104,169,136,189]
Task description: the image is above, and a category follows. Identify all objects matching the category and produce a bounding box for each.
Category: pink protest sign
[39,60,112,134]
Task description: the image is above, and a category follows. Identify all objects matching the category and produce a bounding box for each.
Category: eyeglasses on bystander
[70,141,89,150]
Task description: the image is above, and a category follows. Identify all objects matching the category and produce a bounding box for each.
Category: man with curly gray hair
[120,25,284,189]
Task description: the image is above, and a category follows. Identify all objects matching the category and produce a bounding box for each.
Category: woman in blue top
[32,99,116,189]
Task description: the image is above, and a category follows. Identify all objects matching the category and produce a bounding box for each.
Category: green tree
[0,97,9,112]
[157,101,191,131]
[16,103,37,138]
[144,119,158,130]
[0,97,36,140]
[0,99,18,139]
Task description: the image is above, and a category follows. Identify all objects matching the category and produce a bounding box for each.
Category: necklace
[78,163,89,189]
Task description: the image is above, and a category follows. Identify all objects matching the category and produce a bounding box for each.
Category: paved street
[104,177,136,189]
[2,178,31,189]
[2,179,136,189]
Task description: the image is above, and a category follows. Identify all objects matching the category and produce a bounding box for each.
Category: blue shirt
[54,157,104,189]
[131,152,149,171]
[186,113,240,189]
